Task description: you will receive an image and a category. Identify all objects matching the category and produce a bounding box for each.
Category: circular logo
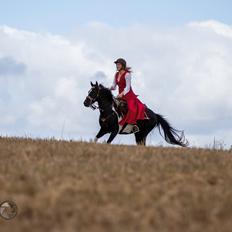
[0,200,18,220]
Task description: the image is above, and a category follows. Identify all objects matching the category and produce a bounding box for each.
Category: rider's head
[114,58,132,73]
[114,58,127,71]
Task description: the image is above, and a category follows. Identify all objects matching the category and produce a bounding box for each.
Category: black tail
[156,113,189,147]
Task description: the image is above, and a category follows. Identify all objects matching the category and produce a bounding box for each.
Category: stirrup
[132,125,140,133]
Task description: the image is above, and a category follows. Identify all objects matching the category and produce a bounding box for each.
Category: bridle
[85,85,125,123]
[87,86,100,110]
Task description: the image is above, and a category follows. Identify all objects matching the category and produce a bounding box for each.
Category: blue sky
[0,0,231,33]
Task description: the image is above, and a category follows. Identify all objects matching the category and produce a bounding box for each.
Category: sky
[1,0,232,33]
[0,1,232,148]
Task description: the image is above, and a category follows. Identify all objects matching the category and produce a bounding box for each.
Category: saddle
[113,97,149,120]
[113,97,149,134]
[113,97,128,118]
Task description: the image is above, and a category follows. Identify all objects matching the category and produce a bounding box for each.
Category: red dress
[115,71,146,126]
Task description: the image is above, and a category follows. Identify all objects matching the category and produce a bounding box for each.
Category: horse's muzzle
[83,98,90,107]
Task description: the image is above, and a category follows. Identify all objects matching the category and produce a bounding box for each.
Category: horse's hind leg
[143,136,147,146]
[135,132,146,146]
[141,136,147,146]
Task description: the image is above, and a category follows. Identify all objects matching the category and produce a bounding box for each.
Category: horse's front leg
[106,128,118,144]
[94,127,108,143]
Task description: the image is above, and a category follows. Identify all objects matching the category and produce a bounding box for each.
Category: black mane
[99,84,113,102]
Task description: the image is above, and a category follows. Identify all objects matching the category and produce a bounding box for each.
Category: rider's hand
[117,93,124,98]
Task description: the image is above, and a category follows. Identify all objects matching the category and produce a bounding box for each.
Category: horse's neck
[97,97,113,113]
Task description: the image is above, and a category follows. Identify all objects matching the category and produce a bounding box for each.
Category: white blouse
[111,72,131,95]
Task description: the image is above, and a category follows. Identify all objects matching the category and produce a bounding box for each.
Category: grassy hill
[0,137,232,232]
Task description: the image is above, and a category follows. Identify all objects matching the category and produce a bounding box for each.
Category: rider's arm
[124,72,131,95]
[118,73,131,97]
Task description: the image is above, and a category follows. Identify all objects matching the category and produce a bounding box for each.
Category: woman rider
[110,58,147,133]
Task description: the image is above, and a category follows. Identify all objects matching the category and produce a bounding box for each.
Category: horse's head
[83,81,100,108]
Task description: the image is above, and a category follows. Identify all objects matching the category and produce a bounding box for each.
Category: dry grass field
[0,136,232,232]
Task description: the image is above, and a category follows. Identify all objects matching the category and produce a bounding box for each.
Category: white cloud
[189,20,232,38]
[0,21,231,148]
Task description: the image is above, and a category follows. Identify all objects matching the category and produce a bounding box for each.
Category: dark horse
[84,81,188,146]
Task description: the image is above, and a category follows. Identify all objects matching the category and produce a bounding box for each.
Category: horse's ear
[90,81,94,87]
[96,81,99,87]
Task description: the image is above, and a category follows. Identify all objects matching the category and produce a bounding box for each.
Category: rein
[87,87,100,110]
[86,86,124,122]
